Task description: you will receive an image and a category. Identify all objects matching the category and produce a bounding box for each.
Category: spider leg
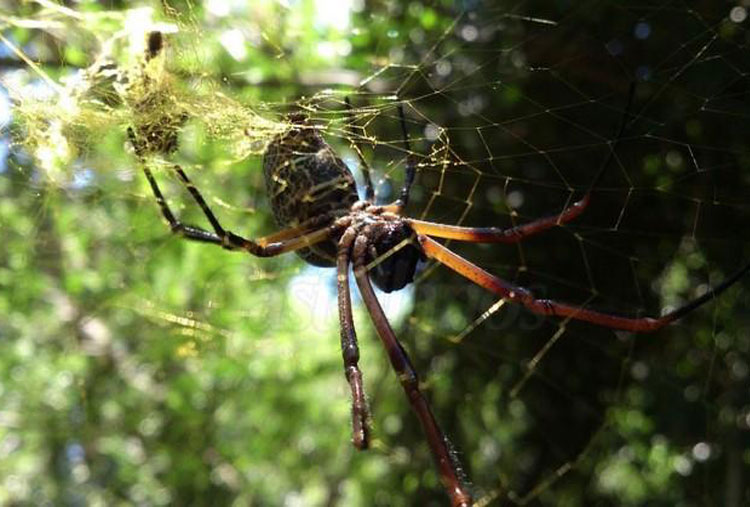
[392,103,417,212]
[253,215,334,244]
[337,225,371,450]
[406,193,590,243]
[345,97,375,201]
[130,128,333,257]
[353,230,472,507]
[418,234,750,332]
[405,83,638,241]
[140,161,222,244]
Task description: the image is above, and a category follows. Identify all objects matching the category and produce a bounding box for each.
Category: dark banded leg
[337,225,371,449]
[345,97,375,201]
[393,104,416,212]
[140,161,223,244]
[353,230,472,507]
[419,234,750,332]
[129,128,332,257]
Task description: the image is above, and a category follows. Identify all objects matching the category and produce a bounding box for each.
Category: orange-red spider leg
[255,213,339,245]
[406,193,590,243]
[418,235,750,332]
[353,232,472,507]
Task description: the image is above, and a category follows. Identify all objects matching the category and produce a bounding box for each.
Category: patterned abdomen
[262,117,359,266]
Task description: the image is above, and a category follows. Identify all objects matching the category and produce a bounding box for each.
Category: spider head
[367,221,424,293]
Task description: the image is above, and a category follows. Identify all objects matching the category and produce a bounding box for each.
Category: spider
[128,97,750,506]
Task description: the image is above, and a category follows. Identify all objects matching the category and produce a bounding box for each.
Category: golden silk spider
[128,85,750,506]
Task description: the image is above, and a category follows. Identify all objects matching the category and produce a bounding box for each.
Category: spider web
[2,1,749,505]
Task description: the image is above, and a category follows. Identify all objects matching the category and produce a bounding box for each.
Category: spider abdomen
[263,116,359,266]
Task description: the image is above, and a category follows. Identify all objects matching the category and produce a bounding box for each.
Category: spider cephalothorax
[361,217,423,292]
[132,98,750,506]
